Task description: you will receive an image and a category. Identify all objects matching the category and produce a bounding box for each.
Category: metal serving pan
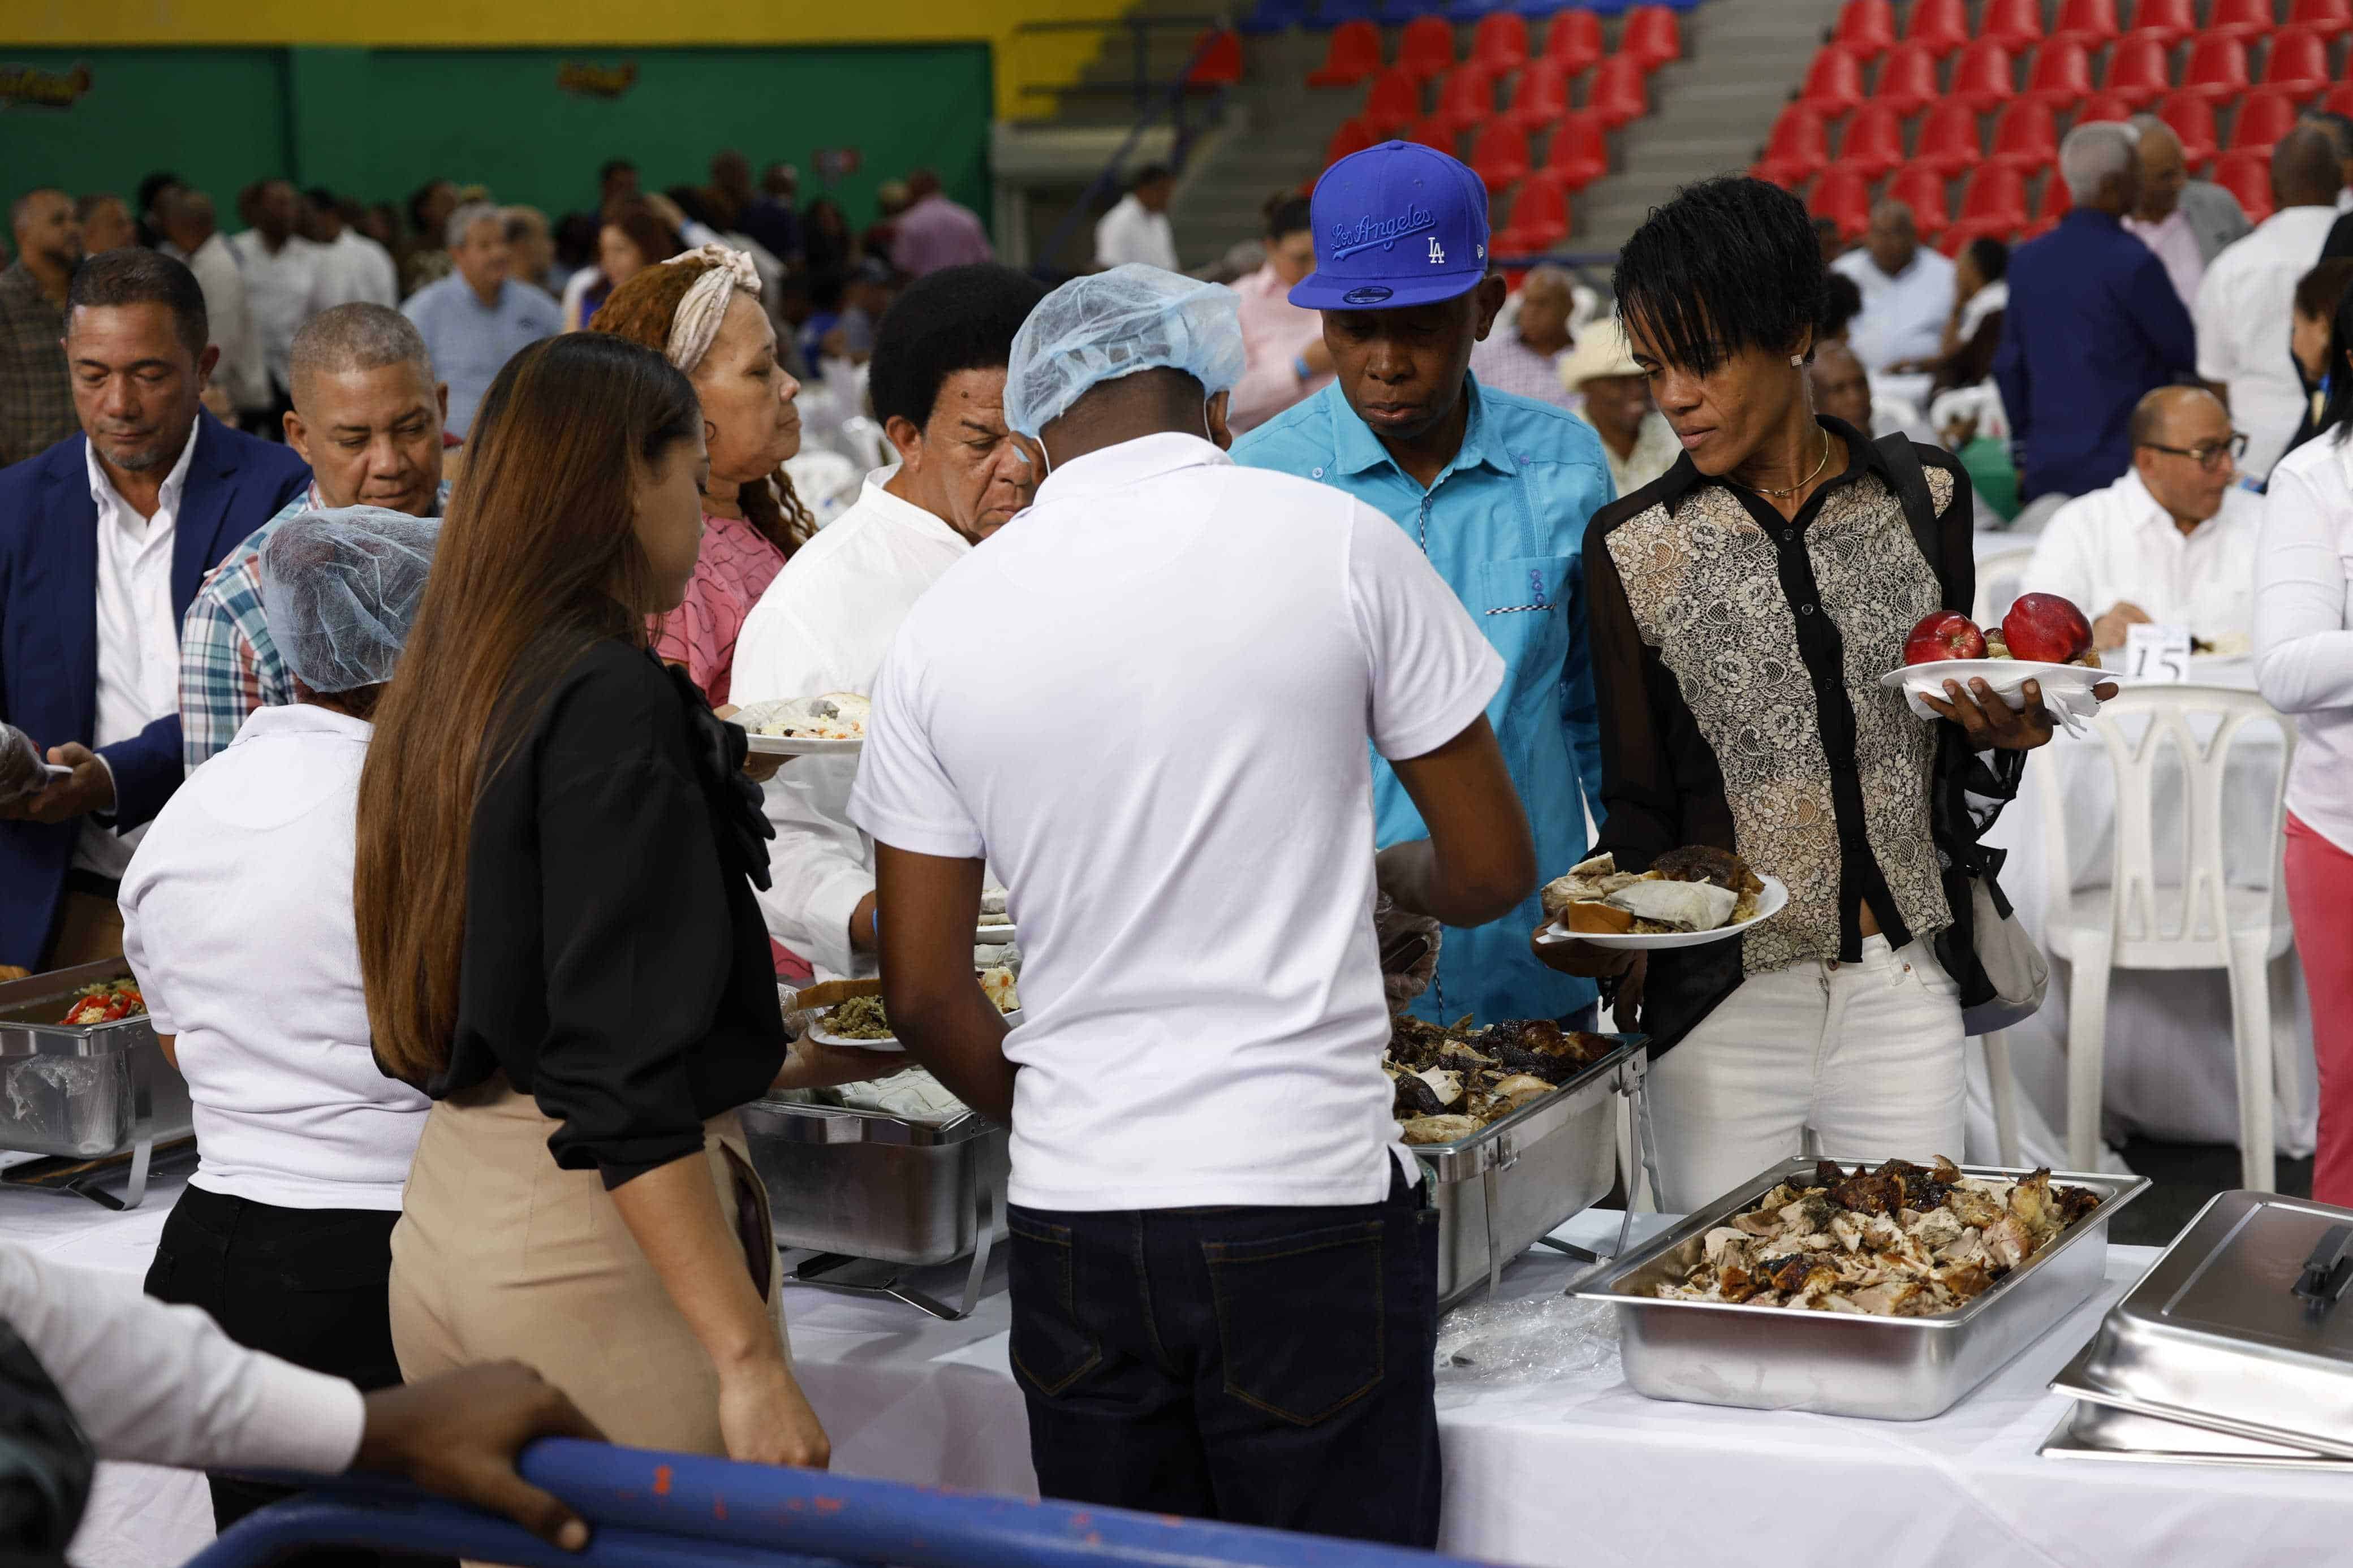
[1572,1157,2148,1420]
[2062,1189,2353,1459]
[2041,1341,2348,1471]
[0,960,191,1205]
[1411,1035,1641,1309]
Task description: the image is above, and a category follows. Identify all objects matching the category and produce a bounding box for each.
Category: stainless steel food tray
[1572,1157,2148,1420]
[2041,1341,2350,1471]
[0,959,191,1207]
[2061,1188,2353,1459]
[1411,1035,1650,1310]
[738,1098,1007,1320]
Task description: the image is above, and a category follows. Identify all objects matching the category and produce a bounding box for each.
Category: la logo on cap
[1428,237,1445,265]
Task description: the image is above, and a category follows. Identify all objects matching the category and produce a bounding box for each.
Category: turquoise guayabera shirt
[1234,375,1613,1027]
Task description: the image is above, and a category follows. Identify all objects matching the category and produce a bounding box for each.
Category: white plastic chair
[836,414,894,475]
[2035,687,2298,1189]
[1972,545,2036,632]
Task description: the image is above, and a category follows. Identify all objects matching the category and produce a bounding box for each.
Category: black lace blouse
[432,639,786,1187]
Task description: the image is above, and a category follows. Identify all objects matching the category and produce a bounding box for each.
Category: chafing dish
[0,960,191,1208]
[2041,1340,2350,1471]
[2057,1189,2353,1458]
[1572,1157,2148,1420]
[738,1098,1007,1321]
[1412,1034,1647,1310]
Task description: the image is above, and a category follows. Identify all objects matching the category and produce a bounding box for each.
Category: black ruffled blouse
[433,639,786,1187]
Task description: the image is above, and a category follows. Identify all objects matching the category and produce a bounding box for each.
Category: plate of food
[800,967,1022,1052]
[1533,847,1786,950]
[1882,595,2109,729]
[729,692,868,757]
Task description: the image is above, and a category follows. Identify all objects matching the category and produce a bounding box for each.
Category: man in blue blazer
[0,249,309,971]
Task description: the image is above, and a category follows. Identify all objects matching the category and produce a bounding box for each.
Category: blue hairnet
[258,506,440,694]
[1004,264,1247,439]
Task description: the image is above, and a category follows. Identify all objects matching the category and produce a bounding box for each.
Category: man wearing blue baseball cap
[1234,141,1615,1034]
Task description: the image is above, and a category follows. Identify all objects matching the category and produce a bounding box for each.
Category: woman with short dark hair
[1533,176,2100,1207]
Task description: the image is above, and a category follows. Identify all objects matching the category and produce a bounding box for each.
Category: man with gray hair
[2123,114,2252,312]
[1467,264,1581,409]
[1831,198,1955,401]
[179,303,453,768]
[398,198,559,437]
[1996,119,2195,522]
[2195,124,2346,480]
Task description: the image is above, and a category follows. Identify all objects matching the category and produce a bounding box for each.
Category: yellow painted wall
[0,0,1131,118]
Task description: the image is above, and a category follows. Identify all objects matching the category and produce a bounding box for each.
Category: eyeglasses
[2139,431,2248,470]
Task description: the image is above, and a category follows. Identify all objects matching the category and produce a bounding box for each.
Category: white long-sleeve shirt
[169,233,268,414]
[1093,195,1178,273]
[2020,466,2262,643]
[2195,205,2339,481]
[1,1240,364,1472]
[731,470,972,977]
[2255,432,2353,854]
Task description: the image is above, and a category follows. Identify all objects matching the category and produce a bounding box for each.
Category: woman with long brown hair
[355,331,872,1466]
[591,244,813,708]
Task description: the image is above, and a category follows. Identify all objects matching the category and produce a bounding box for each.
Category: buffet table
[21,1180,2346,1568]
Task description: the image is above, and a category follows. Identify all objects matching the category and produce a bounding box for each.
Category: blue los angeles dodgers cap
[1288,141,1490,312]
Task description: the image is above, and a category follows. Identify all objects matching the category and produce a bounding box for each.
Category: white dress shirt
[1579,409,1680,498]
[2254,432,2353,854]
[731,469,972,978]
[231,231,326,396]
[1093,193,1179,272]
[2020,466,2262,641]
[309,229,398,309]
[0,1241,364,1473]
[1832,246,1957,375]
[2123,209,2207,314]
[79,427,196,879]
[847,433,1503,1212]
[169,232,268,414]
[2195,205,2339,481]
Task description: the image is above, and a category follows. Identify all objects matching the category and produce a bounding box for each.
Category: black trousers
[1005,1164,1442,1547]
[144,1185,442,1568]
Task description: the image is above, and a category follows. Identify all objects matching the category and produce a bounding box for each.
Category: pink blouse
[651,511,792,710]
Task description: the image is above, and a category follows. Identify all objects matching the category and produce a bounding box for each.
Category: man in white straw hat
[1560,316,1679,496]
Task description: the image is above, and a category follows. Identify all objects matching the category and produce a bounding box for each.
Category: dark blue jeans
[1005,1164,1441,1546]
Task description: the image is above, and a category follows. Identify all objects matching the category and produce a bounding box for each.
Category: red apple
[2002,593,2093,664]
[1904,609,1986,666]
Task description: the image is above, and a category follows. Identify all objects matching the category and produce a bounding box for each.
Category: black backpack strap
[1874,432,1959,610]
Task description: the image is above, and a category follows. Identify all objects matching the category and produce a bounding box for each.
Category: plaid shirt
[178,481,450,771]
[0,261,75,468]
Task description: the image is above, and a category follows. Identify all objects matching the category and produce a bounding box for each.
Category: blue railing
[189,1439,1497,1568]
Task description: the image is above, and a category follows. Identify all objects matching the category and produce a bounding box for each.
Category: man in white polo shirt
[848,266,1536,1544]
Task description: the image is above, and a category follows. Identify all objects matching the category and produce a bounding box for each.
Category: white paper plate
[729,696,865,757]
[806,1007,1022,1055]
[1534,874,1789,951]
[39,762,71,779]
[1879,658,2107,729]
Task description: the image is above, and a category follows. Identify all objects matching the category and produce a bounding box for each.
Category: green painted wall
[2,44,993,235]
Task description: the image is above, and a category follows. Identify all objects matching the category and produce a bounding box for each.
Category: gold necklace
[1740,431,1833,500]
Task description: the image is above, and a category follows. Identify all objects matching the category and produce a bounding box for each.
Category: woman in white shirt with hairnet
[119,505,438,1557]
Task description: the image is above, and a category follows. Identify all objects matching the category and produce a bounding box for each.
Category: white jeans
[1647,934,1967,1212]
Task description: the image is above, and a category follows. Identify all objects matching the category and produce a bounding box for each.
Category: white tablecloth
[23,1182,2350,1568]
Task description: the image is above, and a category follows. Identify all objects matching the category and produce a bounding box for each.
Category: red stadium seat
[1542,9,1604,74]
[1470,122,1531,191]
[1404,116,1458,153]
[1809,166,1874,239]
[2231,87,2304,156]
[1399,16,1456,83]
[1308,20,1385,88]
[1755,102,1831,185]
[2291,0,2353,40]
[2030,170,2072,237]
[1914,100,1984,178]
[1585,54,1648,129]
[2178,37,2252,104]
[2099,35,2173,109]
[1493,178,1570,254]
[1871,40,1942,116]
[2326,81,2353,118]
[1952,164,2029,240]
[1325,116,1377,166]
[1499,60,1572,132]
[1361,67,1422,136]
[1833,0,1897,59]
[1949,41,2017,115]
[2208,0,2279,41]
[1979,0,2044,52]
[2158,92,2220,169]
[1885,165,1951,237]
[1533,110,1609,193]
[2023,40,2095,107]
[1429,63,1497,136]
[1905,0,1972,56]
[2262,27,2333,99]
[2124,0,2197,46]
[1799,45,1868,116]
[1472,12,1529,74]
[2214,148,2275,222]
[2073,91,2137,126]
[1834,102,1908,179]
[1187,29,1243,87]
[1990,99,2059,171]
[2051,0,2122,47]
[1622,6,1683,72]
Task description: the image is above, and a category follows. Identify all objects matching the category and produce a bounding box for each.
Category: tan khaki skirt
[389,1078,788,1454]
